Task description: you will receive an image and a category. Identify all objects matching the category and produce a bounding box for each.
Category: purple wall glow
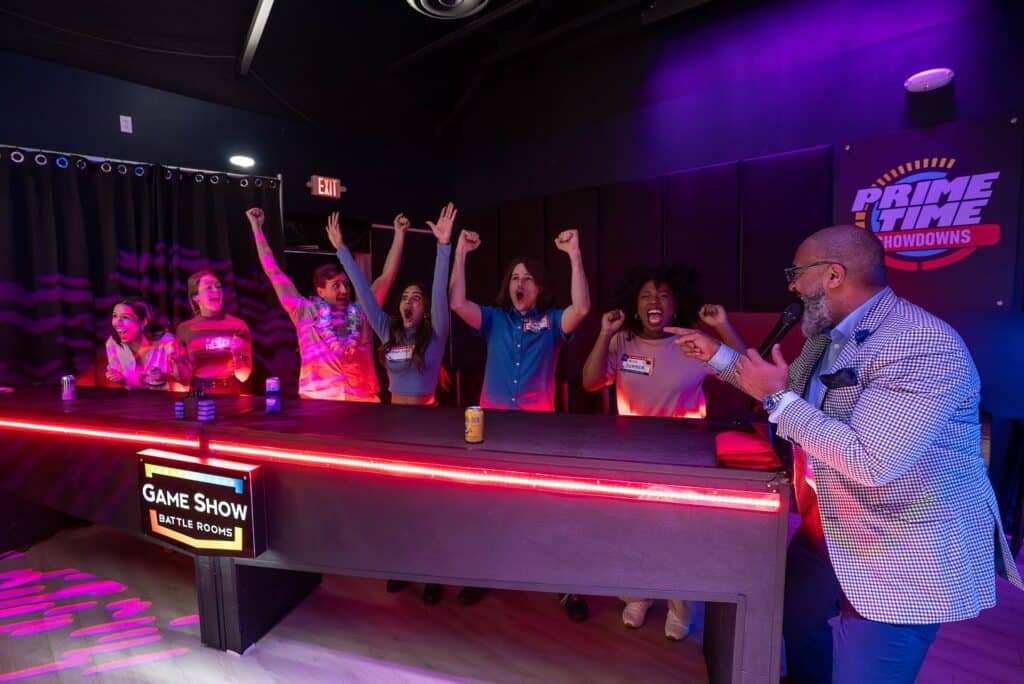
[455,0,1022,206]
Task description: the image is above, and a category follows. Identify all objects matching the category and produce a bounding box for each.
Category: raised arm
[104,338,127,386]
[426,202,455,342]
[246,207,303,313]
[231,324,253,383]
[369,213,409,306]
[173,335,193,387]
[698,304,748,352]
[449,229,483,331]
[329,215,390,343]
[555,229,591,334]
[582,310,625,391]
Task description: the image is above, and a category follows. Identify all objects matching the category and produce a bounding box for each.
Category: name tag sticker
[206,336,231,351]
[386,345,414,362]
[522,316,551,333]
[620,353,654,376]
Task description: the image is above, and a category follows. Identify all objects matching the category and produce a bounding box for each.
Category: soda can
[464,406,484,443]
[60,375,76,401]
[265,376,281,414]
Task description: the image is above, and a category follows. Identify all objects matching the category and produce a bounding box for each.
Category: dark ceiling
[0,0,711,140]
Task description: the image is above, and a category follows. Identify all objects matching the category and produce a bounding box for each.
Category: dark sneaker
[457,586,488,605]
[386,580,408,593]
[561,593,589,622]
[422,583,443,605]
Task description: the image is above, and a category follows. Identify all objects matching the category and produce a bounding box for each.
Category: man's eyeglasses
[783,261,842,284]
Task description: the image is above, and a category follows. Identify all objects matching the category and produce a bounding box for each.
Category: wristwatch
[763,389,789,414]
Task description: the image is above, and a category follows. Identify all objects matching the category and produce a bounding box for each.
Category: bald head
[802,225,886,288]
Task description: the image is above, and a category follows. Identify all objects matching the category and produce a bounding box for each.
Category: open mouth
[402,308,414,321]
[515,290,525,302]
[645,307,664,326]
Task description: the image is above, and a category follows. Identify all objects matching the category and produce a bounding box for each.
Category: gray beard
[800,290,833,337]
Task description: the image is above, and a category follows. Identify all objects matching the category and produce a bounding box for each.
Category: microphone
[757,301,804,359]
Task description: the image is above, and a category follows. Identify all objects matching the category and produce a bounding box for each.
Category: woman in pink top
[105,297,187,391]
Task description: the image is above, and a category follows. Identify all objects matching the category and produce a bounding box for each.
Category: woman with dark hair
[105,297,186,391]
[246,207,408,402]
[449,226,592,619]
[328,203,458,606]
[449,228,590,412]
[581,264,746,640]
[174,269,252,394]
[327,202,453,406]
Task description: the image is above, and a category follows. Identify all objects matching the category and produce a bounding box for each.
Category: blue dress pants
[783,516,939,683]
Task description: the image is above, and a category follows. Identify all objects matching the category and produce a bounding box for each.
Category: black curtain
[0,147,291,390]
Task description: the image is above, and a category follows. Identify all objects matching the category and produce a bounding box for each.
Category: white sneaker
[621,600,653,628]
[664,610,690,641]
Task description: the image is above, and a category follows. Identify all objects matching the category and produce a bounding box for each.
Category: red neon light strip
[0,419,199,449]
[209,441,780,513]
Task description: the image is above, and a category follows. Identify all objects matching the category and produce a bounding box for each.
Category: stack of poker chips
[174,399,186,420]
[197,398,216,422]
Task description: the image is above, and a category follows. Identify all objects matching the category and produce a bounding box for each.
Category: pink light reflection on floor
[38,569,78,580]
[0,571,43,591]
[2,615,75,637]
[96,626,160,643]
[106,598,152,619]
[0,602,56,619]
[0,552,27,563]
[0,655,88,682]
[81,647,190,676]
[0,561,190,681]
[168,613,199,627]
[44,601,97,616]
[49,580,126,600]
[0,593,49,610]
[61,634,164,660]
[0,586,45,602]
[69,616,156,637]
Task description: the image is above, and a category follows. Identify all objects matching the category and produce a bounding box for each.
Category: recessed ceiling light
[229,155,256,168]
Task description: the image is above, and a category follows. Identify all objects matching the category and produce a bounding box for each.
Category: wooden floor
[1,525,1022,683]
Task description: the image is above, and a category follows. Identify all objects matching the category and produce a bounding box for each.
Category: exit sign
[307,175,345,199]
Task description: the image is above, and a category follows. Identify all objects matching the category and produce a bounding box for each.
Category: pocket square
[820,367,858,389]
[853,329,872,344]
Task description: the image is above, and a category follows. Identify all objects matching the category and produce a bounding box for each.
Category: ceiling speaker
[407,0,489,20]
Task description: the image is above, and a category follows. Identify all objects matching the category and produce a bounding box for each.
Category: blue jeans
[784,519,939,683]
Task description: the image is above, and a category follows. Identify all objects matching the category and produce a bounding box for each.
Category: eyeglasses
[783,260,842,284]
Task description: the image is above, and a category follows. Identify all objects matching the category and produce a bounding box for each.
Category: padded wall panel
[498,196,547,269]
[597,179,664,312]
[545,188,601,413]
[740,146,833,312]
[450,207,500,406]
[663,162,740,312]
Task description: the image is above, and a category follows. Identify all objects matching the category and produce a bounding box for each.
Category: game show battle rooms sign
[836,116,1021,311]
[138,448,266,557]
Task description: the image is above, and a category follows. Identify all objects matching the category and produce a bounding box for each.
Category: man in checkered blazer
[669,225,1022,683]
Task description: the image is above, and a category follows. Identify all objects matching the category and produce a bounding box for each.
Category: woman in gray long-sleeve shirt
[328,203,454,406]
[327,202,463,607]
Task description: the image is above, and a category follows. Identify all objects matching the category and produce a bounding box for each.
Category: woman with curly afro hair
[582,263,746,640]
